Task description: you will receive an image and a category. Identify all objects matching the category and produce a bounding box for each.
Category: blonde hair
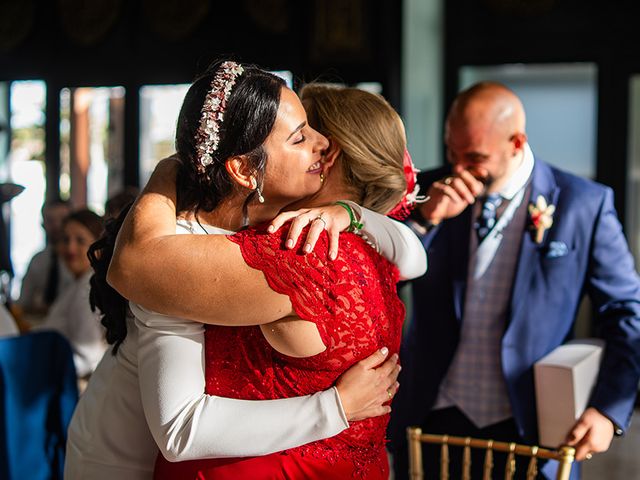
[300,84,407,214]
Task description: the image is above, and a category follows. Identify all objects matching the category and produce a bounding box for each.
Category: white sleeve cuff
[329,386,350,429]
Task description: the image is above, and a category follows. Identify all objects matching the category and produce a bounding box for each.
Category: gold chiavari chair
[407,427,575,480]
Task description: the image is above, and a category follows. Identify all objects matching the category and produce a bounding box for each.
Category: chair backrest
[407,427,575,480]
[0,331,79,480]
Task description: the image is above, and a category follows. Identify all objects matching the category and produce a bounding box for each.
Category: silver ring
[314,215,327,229]
[443,176,453,185]
[585,453,593,460]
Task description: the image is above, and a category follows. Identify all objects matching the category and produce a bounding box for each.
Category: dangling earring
[320,172,325,184]
[250,177,265,203]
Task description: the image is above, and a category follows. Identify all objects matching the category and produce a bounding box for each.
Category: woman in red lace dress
[113,85,422,479]
[166,220,404,479]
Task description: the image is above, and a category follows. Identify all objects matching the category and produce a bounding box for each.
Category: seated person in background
[41,209,107,378]
[17,200,73,318]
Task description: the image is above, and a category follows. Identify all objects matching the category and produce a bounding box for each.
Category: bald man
[389,82,640,479]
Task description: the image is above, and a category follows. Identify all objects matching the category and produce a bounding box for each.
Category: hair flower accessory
[388,149,428,220]
[195,61,244,171]
[528,195,555,244]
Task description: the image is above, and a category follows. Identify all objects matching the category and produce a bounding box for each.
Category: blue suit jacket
[390,159,640,469]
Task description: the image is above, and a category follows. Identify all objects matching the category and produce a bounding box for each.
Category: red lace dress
[154,226,405,479]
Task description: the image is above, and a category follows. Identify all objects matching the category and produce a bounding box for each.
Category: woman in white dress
[65,62,413,479]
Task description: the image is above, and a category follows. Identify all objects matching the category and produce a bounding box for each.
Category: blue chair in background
[0,330,78,479]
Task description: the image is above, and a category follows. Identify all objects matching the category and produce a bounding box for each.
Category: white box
[534,339,604,448]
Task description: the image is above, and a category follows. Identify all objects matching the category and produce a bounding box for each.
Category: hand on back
[334,348,401,422]
[268,204,352,260]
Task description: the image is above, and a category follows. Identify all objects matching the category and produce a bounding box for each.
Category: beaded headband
[195,61,245,170]
[388,149,427,220]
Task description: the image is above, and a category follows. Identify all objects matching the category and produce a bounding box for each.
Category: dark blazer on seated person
[389,158,640,477]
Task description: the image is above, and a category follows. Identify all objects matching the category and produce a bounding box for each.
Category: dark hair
[64,209,104,239]
[91,61,285,354]
[41,198,70,216]
[88,206,130,353]
[175,63,285,218]
[104,187,139,219]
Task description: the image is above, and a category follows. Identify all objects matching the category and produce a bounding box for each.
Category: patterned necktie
[476,193,503,241]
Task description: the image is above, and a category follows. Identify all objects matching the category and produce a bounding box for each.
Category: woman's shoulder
[335,232,399,277]
[231,224,397,278]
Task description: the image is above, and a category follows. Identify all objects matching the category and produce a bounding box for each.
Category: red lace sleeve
[228,225,337,345]
[228,224,403,359]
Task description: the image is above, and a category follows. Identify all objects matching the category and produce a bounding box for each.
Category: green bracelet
[334,201,364,233]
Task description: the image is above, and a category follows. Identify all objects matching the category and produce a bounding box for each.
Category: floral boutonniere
[528,195,555,244]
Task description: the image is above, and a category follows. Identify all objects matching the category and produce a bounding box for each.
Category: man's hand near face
[419,165,488,225]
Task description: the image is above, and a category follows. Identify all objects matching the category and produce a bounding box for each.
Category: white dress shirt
[498,143,535,201]
[18,246,73,313]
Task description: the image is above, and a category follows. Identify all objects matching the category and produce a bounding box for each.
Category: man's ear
[511,132,528,155]
[225,156,254,189]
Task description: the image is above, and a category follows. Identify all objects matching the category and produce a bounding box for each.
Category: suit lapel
[509,160,560,325]
[449,206,472,324]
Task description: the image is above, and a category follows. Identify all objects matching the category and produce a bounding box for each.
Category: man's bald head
[447,82,526,139]
[444,82,528,193]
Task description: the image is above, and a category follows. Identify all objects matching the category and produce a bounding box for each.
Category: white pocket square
[546,241,569,258]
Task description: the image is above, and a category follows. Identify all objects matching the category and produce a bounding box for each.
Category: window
[139,84,190,187]
[627,75,640,269]
[8,80,47,298]
[59,86,126,214]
